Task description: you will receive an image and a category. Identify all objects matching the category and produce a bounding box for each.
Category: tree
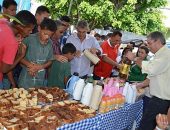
[37,0,167,35]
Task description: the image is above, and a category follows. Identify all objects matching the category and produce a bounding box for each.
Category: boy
[33,5,50,33]
[2,0,17,20]
[18,18,56,89]
[48,43,76,89]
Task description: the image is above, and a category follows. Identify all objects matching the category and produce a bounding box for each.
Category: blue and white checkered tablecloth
[57,115,99,130]
[125,100,143,129]
[57,100,143,130]
[98,107,128,130]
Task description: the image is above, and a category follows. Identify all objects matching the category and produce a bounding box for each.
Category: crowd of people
[0,0,170,130]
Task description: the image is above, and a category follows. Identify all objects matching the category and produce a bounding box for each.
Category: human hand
[16,43,27,59]
[55,55,68,63]
[75,50,81,57]
[134,57,142,67]
[89,48,98,55]
[116,64,122,70]
[28,70,36,77]
[132,82,143,89]
[156,114,169,130]
[28,63,43,75]
[31,64,43,72]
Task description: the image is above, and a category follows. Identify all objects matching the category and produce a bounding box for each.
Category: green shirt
[48,60,71,89]
[128,64,147,82]
[18,33,53,89]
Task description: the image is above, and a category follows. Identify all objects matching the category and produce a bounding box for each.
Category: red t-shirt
[0,19,18,81]
[94,40,119,78]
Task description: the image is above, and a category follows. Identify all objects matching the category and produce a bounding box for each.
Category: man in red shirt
[93,30,122,79]
[0,10,36,89]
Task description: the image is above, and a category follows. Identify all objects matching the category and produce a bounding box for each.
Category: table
[57,100,143,130]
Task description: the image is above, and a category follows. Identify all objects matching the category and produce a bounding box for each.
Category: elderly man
[66,20,102,78]
[127,31,170,130]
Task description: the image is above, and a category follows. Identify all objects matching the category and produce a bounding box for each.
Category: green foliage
[37,0,168,35]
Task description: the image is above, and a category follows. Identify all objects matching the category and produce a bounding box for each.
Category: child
[2,0,17,20]
[128,46,149,81]
[33,5,50,33]
[18,18,56,89]
[48,43,76,89]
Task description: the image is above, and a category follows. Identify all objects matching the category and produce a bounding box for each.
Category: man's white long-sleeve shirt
[142,46,170,100]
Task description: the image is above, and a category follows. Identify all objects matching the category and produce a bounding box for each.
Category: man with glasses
[127,31,170,130]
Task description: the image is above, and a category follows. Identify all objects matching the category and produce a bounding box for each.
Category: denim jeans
[0,81,3,89]
[2,78,11,89]
[138,96,170,130]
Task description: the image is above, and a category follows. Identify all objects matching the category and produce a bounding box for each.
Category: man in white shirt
[127,31,170,130]
[66,20,102,78]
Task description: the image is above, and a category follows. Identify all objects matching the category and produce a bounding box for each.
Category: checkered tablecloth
[98,107,128,130]
[57,115,99,130]
[125,100,143,129]
[57,100,143,130]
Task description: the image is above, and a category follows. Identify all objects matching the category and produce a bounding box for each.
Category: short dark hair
[2,0,17,9]
[62,43,76,54]
[121,47,132,58]
[13,10,36,26]
[139,46,149,54]
[60,16,70,23]
[111,30,122,37]
[147,31,166,45]
[35,5,49,15]
[40,18,57,32]
[107,33,113,38]
[101,35,107,41]
[94,33,100,38]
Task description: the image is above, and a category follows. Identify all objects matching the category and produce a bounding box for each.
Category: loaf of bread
[6,124,20,130]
